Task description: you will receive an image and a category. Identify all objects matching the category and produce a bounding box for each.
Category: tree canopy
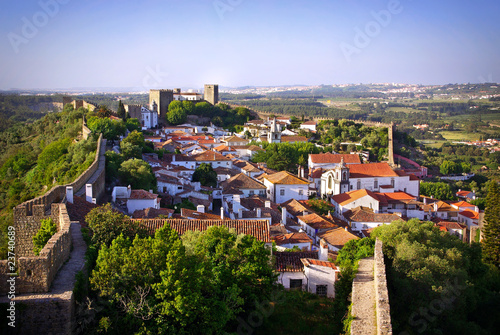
[118,158,157,191]
[482,182,500,267]
[166,100,188,125]
[192,163,217,187]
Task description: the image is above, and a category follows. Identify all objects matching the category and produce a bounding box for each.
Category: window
[343,172,347,180]
[249,190,254,196]
[374,180,378,188]
[280,189,285,196]
[316,285,327,296]
[299,190,303,195]
[357,180,361,190]
[328,175,333,189]
[391,179,395,187]
[259,190,265,195]
[290,279,303,290]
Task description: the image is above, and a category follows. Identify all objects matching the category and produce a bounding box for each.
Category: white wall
[127,199,158,215]
[304,265,338,298]
[278,271,306,289]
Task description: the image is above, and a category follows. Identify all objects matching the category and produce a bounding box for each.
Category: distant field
[419,140,446,148]
[439,131,480,141]
[386,107,422,113]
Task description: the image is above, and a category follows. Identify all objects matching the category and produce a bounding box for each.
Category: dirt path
[350,256,376,335]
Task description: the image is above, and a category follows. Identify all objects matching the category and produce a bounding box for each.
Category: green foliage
[440,160,463,175]
[117,100,126,120]
[470,198,486,210]
[420,181,456,200]
[85,204,147,249]
[304,199,334,215]
[482,182,500,267]
[372,219,500,334]
[120,130,146,160]
[89,225,277,334]
[252,142,320,173]
[125,118,141,132]
[87,116,126,140]
[166,100,187,125]
[192,163,217,187]
[118,158,157,191]
[32,218,57,255]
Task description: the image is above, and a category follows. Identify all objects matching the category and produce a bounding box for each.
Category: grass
[439,131,481,141]
[254,289,338,335]
[386,107,422,113]
[419,140,447,148]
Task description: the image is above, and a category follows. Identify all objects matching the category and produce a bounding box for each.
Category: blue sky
[0,0,499,90]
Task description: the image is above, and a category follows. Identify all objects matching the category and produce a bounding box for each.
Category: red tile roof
[318,227,359,249]
[264,171,310,185]
[459,209,479,220]
[275,251,318,272]
[456,190,473,197]
[435,221,464,230]
[343,206,403,223]
[274,232,312,246]
[309,153,361,164]
[129,190,158,200]
[181,208,225,220]
[220,173,267,193]
[192,150,231,162]
[298,213,338,230]
[137,218,270,242]
[301,258,338,270]
[281,136,308,143]
[348,162,398,178]
[132,207,173,219]
[331,189,378,206]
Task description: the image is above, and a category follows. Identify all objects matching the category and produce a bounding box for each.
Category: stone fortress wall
[373,238,393,335]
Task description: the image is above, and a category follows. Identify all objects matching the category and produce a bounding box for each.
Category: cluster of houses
[103,113,482,299]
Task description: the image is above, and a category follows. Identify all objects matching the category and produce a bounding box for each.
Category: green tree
[167,100,187,125]
[117,100,126,120]
[440,160,461,175]
[85,203,146,248]
[420,181,456,200]
[87,116,126,140]
[118,158,157,191]
[192,163,217,187]
[305,199,334,215]
[120,130,146,159]
[33,218,57,255]
[125,118,141,132]
[482,182,500,267]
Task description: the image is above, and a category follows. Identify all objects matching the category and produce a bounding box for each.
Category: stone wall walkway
[75,138,106,198]
[351,256,376,335]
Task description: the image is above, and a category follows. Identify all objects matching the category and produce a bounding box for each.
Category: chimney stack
[66,186,73,204]
[197,205,205,213]
[238,208,243,219]
[86,184,93,203]
[265,201,271,208]
[256,208,262,218]
[281,207,287,224]
[220,207,224,220]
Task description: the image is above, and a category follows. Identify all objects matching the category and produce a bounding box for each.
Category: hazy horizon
[1,0,499,90]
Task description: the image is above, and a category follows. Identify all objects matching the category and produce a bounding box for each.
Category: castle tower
[149,89,174,125]
[388,122,395,166]
[267,117,281,144]
[204,84,219,105]
[150,100,158,112]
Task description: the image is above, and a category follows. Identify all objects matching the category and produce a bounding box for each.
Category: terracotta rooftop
[66,196,99,227]
[348,162,399,178]
[298,213,338,230]
[223,135,249,143]
[264,171,310,185]
[181,208,225,220]
[331,189,378,206]
[281,198,313,217]
[132,207,174,219]
[138,218,270,242]
[309,153,361,164]
[456,190,473,197]
[129,190,158,200]
[301,121,317,125]
[274,232,312,246]
[375,192,416,204]
[280,135,308,143]
[275,251,318,272]
[220,173,266,193]
[301,258,338,270]
[310,168,324,179]
[435,221,465,231]
[318,227,359,249]
[459,209,479,220]
[343,206,404,223]
[192,150,231,162]
[451,201,476,209]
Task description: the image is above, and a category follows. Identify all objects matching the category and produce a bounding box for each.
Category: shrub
[33,218,57,255]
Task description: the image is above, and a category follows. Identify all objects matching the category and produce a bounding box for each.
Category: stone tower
[388,122,395,166]
[334,157,350,194]
[204,84,219,105]
[149,89,174,125]
[267,117,281,144]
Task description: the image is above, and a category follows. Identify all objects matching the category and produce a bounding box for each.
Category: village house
[308,153,361,170]
[192,150,233,169]
[301,258,340,298]
[222,135,249,147]
[275,251,318,291]
[317,227,359,252]
[274,232,313,251]
[297,213,338,244]
[300,120,317,132]
[343,206,403,232]
[263,171,310,204]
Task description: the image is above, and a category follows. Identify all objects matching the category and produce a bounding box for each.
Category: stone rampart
[0,204,72,294]
[374,238,392,335]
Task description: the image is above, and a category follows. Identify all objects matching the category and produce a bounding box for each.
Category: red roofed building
[274,232,313,250]
[435,220,466,240]
[301,258,340,298]
[308,153,361,170]
[321,162,420,198]
[191,150,233,169]
[458,209,480,228]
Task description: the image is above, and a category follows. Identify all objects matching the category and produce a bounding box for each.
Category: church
[320,160,420,199]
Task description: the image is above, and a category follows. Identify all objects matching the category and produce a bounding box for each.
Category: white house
[330,189,382,214]
[321,162,420,198]
[317,228,359,252]
[458,209,480,228]
[110,188,161,215]
[300,120,317,132]
[222,135,249,147]
[301,258,340,298]
[263,171,310,204]
[275,251,318,290]
[220,173,267,208]
[163,154,196,170]
[141,105,158,129]
[192,150,233,169]
[342,206,404,232]
[297,213,338,244]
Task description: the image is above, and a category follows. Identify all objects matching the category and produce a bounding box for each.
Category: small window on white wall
[299,190,303,195]
[280,189,285,196]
